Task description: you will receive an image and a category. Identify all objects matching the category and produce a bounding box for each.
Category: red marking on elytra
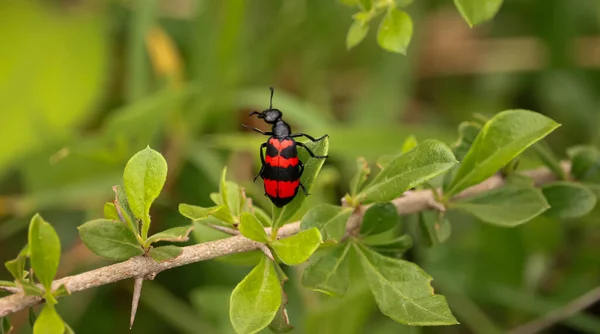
[268,138,294,151]
[264,179,299,198]
[265,155,299,168]
[264,179,278,197]
[278,180,299,198]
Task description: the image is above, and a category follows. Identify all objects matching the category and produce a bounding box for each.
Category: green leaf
[358,0,372,11]
[53,284,70,298]
[78,219,144,261]
[21,281,43,296]
[272,137,329,228]
[0,281,16,288]
[145,226,194,246]
[531,141,566,180]
[359,140,457,203]
[28,308,36,328]
[419,211,451,245]
[360,202,399,236]
[568,145,600,182]
[453,122,481,161]
[148,245,183,263]
[33,305,64,334]
[252,206,272,227]
[541,182,597,219]
[178,203,232,224]
[28,214,61,290]
[218,168,240,223]
[346,20,369,50]
[402,135,418,153]
[268,289,294,333]
[230,256,282,334]
[446,110,560,197]
[4,245,28,281]
[113,185,138,234]
[450,185,550,227]
[454,0,503,27]
[354,243,458,325]
[302,242,351,296]
[123,146,168,239]
[1,317,12,334]
[239,213,268,243]
[270,228,323,266]
[103,202,120,221]
[349,157,371,197]
[366,234,413,258]
[377,8,413,54]
[299,204,352,243]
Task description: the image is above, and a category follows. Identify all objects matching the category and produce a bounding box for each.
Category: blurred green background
[1,0,600,333]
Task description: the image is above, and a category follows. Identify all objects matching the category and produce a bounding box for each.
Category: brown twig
[508,285,600,334]
[0,163,568,318]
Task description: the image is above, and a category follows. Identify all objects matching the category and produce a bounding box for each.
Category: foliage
[1,1,599,334]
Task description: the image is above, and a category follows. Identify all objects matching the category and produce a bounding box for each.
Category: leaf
[446,110,560,197]
[1,317,12,334]
[346,20,369,50]
[358,0,372,11]
[453,122,481,161]
[178,203,232,224]
[123,146,168,239]
[366,234,413,258]
[53,284,70,298]
[268,279,293,334]
[568,145,600,182]
[272,137,329,228]
[252,206,272,227]
[113,185,138,234]
[78,219,144,261]
[420,211,452,246]
[0,281,16,288]
[454,0,503,27]
[103,202,120,221]
[28,214,61,290]
[354,243,458,325]
[359,140,457,203]
[239,212,268,243]
[4,245,28,281]
[270,228,323,266]
[145,226,194,245]
[349,157,371,197]
[360,202,399,236]
[218,168,240,223]
[148,245,183,263]
[542,182,597,219]
[33,305,64,334]
[21,281,43,296]
[28,308,36,328]
[450,185,550,227]
[302,242,351,296]
[399,135,416,152]
[230,256,282,334]
[531,141,566,180]
[299,204,352,243]
[377,8,413,54]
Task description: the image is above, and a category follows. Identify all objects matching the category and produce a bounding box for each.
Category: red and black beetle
[242,87,328,207]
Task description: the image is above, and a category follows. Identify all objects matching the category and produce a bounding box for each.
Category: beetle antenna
[249,111,261,116]
[269,86,274,109]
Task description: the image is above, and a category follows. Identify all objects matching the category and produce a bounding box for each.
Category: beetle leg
[299,182,309,196]
[290,133,328,142]
[298,161,305,176]
[297,142,328,159]
[241,124,273,136]
[253,165,264,182]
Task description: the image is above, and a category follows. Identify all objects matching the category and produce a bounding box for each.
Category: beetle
[242,87,328,207]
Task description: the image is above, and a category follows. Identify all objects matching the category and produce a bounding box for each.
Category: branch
[0,163,568,317]
[507,285,600,334]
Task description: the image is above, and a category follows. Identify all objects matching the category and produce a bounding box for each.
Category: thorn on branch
[130,277,144,329]
[208,224,240,236]
[259,244,275,261]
